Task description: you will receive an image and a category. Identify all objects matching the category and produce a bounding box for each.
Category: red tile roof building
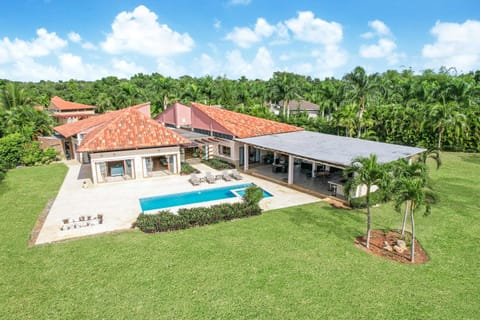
[191,103,303,138]
[49,96,97,125]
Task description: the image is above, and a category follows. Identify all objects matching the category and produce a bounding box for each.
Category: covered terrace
[236,131,425,200]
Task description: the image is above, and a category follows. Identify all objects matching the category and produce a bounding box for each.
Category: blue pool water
[139,183,273,212]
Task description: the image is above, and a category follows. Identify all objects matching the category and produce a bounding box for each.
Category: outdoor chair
[230,170,243,180]
[189,173,201,186]
[222,170,232,181]
[205,172,216,184]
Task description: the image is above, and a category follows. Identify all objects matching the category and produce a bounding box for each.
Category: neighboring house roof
[236,131,426,168]
[77,108,190,152]
[50,96,96,111]
[277,100,320,112]
[192,103,303,139]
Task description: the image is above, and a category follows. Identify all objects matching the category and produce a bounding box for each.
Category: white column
[176,153,181,174]
[243,144,249,171]
[273,152,277,163]
[312,162,317,177]
[288,155,294,184]
[90,160,97,184]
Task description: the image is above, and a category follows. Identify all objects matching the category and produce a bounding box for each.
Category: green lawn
[1,153,479,319]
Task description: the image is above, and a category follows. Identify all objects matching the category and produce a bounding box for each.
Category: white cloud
[360,38,396,58]
[156,57,187,78]
[214,19,221,30]
[285,11,343,45]
[81,42,97,50]
[226,46,274,79]
[229,0,251,5]
[68,32,82,43]
[0,28,67,64]
[225,18,277,48]
[101,5,194,57]
[312,45,348,78]
[422,20,480,72]
[112,58,145,78]
[195,53,219,76]
[359,20,401,65]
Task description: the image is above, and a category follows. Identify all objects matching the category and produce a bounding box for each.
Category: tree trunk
[437,126,444,151]
[365,193,371,248]
[357,100,365,138]
[410,206,415,263]
[401,201,410,236]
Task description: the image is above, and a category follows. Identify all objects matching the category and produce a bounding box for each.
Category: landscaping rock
[383,241,393,252]
[397,239,407,248]
[393,245,405,254]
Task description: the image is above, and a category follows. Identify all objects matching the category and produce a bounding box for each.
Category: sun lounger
[189,173,201,186]
[222,170,232,181]
[205,172,216,184]
[230,170,243,180]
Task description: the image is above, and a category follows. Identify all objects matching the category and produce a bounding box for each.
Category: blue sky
[0,0,479,81]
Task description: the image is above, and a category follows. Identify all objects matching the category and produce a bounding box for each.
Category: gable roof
[50,96,96,111]
[191,103,303,139]
[77,108,190,152]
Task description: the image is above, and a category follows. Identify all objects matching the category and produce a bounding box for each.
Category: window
[218,145,231,157]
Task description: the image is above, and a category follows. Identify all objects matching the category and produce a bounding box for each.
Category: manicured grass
[1,154,479,319]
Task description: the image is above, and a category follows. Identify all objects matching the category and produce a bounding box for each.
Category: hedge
[134,202,262,233]
[201,158,235,170]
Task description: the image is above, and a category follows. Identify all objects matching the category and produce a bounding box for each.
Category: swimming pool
[139,183,272,212]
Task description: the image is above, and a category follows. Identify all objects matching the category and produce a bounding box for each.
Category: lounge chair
[222,170,232,181]
[205,172,216,184]
[189,174,201,186]
[230,170,243,180]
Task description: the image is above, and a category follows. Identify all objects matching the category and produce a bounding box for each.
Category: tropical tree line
[1,66,480,152]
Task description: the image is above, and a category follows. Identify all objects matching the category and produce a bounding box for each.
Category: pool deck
[35,162,321,245]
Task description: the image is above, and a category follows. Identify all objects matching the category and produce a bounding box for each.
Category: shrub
[243,185,264,206]
[202,158,235,170]
[180,162,200,175]
[134,202,263,233]
[0,133,27,168]
[22,143,58,166]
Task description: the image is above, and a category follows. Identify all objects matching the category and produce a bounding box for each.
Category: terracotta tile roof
[77,108,190,152]
[54,110,121,138]
[53,102,152,138]
[50,96,96,111]
[192,103,303,138]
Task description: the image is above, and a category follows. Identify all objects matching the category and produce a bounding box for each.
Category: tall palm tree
[394,177,436,262]
[427,97,468,151]
[343,67,378,138]
[344,154,389,248]
[392,159,428,236]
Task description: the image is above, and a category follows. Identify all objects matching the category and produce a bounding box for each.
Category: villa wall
[191,107,232,136]
[155,102,191,128]
[89,146,182,184]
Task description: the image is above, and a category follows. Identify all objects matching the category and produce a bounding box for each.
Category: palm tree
[393,177,436,262]
[427,97,468,151]
[344,154,389,248]
[343,67,378,138]
[392,159,428,236]
[1,82,32,110]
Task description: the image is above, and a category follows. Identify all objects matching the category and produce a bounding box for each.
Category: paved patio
[35,162,320,245]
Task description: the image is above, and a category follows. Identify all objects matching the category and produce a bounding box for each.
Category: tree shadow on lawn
[286,204,365,242]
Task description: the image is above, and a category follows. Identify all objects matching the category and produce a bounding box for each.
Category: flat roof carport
[236,131,426,168]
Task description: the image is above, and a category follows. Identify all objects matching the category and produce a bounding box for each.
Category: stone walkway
[35,162,320,245]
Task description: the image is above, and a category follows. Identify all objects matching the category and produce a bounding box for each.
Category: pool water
[139,183,272,212]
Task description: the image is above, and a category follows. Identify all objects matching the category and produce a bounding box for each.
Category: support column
[90,160,97,184]
[176,153,181,174]
[288,155,294,184]
[273,152,277,163]
[312,162,317,178]
[243,144,249,171]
